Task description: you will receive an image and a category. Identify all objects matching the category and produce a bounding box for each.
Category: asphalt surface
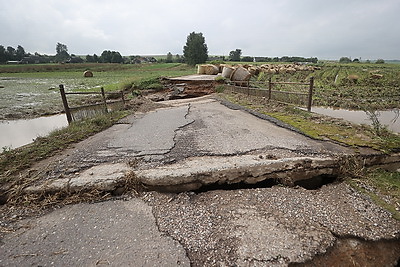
[1,198,189,266]
[1,96,400,266]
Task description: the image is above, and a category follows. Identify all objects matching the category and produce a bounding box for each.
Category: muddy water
[0,114,68,149]
[311,107,400,133]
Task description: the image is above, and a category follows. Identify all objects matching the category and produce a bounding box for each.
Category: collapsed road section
[16,96,400,196]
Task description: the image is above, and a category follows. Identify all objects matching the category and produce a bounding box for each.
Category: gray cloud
[1,0,399,59]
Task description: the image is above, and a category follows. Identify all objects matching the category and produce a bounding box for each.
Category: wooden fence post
[59,84,72,124]
[121,90,125,105]
[268,77,272,100]
[100,87,108,113]
[307,77,314,112]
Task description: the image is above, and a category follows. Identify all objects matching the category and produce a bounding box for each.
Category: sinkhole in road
[194,174,339,193]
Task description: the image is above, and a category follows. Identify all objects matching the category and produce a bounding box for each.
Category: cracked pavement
[1,96,400,266]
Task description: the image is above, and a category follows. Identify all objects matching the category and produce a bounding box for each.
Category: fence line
[227,77,314,111]
[59,84,125,124]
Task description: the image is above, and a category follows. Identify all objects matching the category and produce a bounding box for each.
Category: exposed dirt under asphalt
[1,95,399,266]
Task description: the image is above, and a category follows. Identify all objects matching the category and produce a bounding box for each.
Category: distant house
[20,56,40,64]
[6,61,20,64]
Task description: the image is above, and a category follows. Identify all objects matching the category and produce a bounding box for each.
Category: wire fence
[59,84,126,123]
[226,77,314,111]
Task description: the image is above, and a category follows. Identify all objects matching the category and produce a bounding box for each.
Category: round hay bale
[83,70,93,77]
[230,66,251,81]
[286,67,296,74]
[249,66,259,76]
[197,65,207,74]
[221,66,235,79]
[203,64,219,75]
[370,73,383,79]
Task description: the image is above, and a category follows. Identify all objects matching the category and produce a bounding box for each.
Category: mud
[292,238,400,267]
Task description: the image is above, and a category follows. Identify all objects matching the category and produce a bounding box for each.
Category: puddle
[311,107,400,133]
[0,114,68,149]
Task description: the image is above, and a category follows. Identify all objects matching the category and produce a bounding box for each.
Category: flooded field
[0,73,126,120]
[0,114,68,149]
[0,63,194,120]
[311,107,400,133]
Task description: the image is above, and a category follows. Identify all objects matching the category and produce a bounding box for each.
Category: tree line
[1,34,319,66]
[0,43,129,64]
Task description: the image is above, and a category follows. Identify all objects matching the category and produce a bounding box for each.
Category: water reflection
[0,114,68,149]
[311,107,400,133]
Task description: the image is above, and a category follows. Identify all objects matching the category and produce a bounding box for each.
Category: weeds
[346,169,400,221]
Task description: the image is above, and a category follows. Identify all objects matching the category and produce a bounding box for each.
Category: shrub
[214,76,226,83]
[215,85,225,93]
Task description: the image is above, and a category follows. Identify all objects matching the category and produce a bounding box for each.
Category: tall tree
[229,49,242,61]
[6,46,16,61]
[0,45,6,63]
[166,52,173,63]
[110,51,123,63]
[183,32,208,66]
[55,42,70,62]
[16,45,26,60]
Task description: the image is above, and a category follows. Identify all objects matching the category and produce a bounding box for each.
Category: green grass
[346,169,400,220]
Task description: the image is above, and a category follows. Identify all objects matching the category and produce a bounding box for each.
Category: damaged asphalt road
[1,96,400,266]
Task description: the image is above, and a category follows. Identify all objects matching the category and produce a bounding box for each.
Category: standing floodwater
[0,114,68,149]
[311,107,400,133]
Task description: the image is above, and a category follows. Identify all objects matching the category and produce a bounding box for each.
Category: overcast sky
[1,0,399,60]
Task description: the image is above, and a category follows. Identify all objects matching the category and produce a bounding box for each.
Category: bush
[376,59,385,64]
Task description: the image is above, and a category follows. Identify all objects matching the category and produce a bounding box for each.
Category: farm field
[264,62,400,110]
[0,63,195,120]
[0,62,399,120]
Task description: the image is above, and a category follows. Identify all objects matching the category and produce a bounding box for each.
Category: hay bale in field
[370,73,383,79]
[286,67,296,74]
[347,74,359,83]
[197,65,207,74]
[222,66,235,79]
[203,64,219,75]
[248,66,260,76]
[83,70,93,77]
[230,66,251,81]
